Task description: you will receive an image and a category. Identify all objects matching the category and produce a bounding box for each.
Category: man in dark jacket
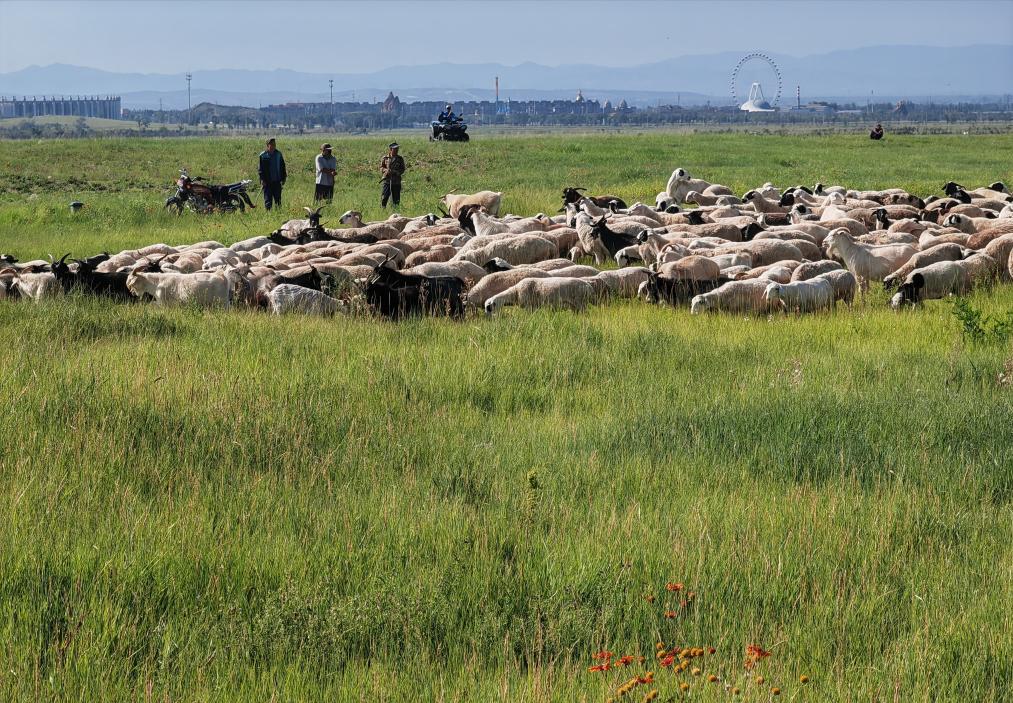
[258,138,287,210]
[380,142,405,209]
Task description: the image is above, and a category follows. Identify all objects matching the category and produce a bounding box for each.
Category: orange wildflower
[745,644,771,659]
[800,675,810,684]
[665,582,684,592]
[617,655,635,667]
[772,687,781,696]
[588,663,610,672]
[660,654,675,668]
[664,610,677,619]
[645,595,655,603]
[679,682,690,692]
[593,651,614,661]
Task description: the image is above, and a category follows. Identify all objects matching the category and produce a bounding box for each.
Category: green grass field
[1,133,1011,702]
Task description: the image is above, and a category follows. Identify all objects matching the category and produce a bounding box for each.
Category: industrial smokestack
[495,76,499,103]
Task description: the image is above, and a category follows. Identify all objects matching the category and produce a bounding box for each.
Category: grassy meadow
[0,132,1012,702]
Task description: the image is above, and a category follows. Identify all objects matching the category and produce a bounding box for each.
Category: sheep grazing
[882,243,965,290]
[485,277,597,314]
[690,279,770,315]
[440,190,503,218]
[589,267,652,298]
[267,284,345,316]
[126,271,232,307]
[812,269,858,306]
[764,278,834,314]
[890,254,997,308]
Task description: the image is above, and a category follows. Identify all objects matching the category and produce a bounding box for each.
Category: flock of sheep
[2,170,1012,319]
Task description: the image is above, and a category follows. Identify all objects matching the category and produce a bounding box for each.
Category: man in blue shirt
[258,138,287,210]
[438,104,457,123]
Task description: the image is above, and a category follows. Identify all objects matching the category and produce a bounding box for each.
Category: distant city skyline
[1,0,1011,75]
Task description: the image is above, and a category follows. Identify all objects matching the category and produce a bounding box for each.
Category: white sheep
[267,284,345,316]
[889,254,995,308]
[126,271,231,307]
[590,267,652,298]
[814,269,858,306]
[824,229,917,291]
[689,279,771,315]
[485,277,596,314]
[466,268,550,307]
[764,278,834,313]
[452,233,557,267]
[11,272,62,301]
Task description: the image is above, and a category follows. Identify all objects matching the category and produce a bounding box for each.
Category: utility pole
[186,72,192,124]
[329,78,334,119]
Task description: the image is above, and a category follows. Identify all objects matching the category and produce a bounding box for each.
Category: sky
[1,0,1011,74]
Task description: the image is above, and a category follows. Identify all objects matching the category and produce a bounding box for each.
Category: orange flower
[732,686,741,695]
[800,675,810,684]
[665,582,684,592]
[745,644,771,659]
[771,687,781,696]
[708,647,716,655]
[617,655,634,667]
[593,650,614,661]
[755,675,765,685]
[708,674,718,683]
[660,654,675,668]
[664,610,677,619]
[645,595,656,603]
[588,663,610,672]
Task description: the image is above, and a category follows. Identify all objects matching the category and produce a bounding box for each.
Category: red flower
[588,663,611,672]
[617,655,635,667]
[660,655,675,668]
[664,610,677,619]
[745,644,771,659]
[593,651,614,661]
[665,582,684,592]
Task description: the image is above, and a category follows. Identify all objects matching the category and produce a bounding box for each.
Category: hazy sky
[1,0,1011,74]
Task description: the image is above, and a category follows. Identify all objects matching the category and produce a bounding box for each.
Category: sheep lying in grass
[485,277,596,314]
[689,279,771,315]
[764,278,834,313]
[452,234,558,266]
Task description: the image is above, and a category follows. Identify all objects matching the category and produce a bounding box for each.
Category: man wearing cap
[258,137,287,210]
[380,142,405,209]
[315,143,338,203]
[438,104,457,123]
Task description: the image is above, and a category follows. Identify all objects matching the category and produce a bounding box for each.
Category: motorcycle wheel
[461,133,470,142]
[164,197,184,215]
[227,195,245,213]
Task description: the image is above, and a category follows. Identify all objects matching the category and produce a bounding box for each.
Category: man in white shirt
[314,143,337,202]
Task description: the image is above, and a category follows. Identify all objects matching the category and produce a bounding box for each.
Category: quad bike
[430,117,470,142]
[165,169,255,214]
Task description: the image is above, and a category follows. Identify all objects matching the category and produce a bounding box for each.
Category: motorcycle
[165,169,255,214]
[430,117,470,142]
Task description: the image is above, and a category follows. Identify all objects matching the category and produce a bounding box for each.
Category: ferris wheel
[731,53,782,111]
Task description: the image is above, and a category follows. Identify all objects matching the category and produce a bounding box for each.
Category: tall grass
[0,134,1011,701]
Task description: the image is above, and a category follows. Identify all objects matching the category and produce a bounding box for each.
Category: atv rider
[438,104,458,123]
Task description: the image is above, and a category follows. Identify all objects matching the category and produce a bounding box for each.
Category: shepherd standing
[380,142,405,209]
[315,143,337,203]
[258,138,287,210]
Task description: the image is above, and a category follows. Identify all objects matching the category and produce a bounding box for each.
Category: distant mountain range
[1,45,1010,110]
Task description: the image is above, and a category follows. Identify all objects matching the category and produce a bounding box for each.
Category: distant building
[0,95,122,119]
[382,92,401,113]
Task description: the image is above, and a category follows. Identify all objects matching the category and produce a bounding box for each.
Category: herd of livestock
[2,169,1013,319]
